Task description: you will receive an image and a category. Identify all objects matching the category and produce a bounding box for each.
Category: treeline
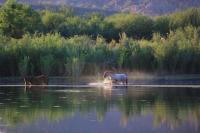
[0,26,200,76]
[0,1,200,76]
[0,1,200,40]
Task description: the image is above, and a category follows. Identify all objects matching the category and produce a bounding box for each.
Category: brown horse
[24,75,48,89]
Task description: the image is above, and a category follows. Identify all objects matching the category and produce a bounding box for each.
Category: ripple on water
[59,96,67,99]
[5,99,12,101]
[57,90,82,93]
[19,105,29,108]
[53,106,61,108]
[139,100,148,102]
[18,98,29,100]
[31,100,39,103]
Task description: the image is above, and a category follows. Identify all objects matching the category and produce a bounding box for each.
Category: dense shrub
[0,26,199,76]
[169,8,200,30]
[105,14,154,39]
[154,16,170,36]
[153,26,200,73]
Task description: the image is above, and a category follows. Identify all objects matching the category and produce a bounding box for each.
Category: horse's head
[103,71,113,78]
[24,76,32,86]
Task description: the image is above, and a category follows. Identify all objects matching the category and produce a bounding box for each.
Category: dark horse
[24,75,48,89]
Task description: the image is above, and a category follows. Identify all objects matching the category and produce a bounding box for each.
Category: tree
[105,13,154,39]
[170,8,200,30]
[57,16,87,37]
[128,15,154,39]
[0,0,42,38]
[41,10,66,33]
[154,16,170,36]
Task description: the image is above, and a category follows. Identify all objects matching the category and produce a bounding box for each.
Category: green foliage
[154,16,170,36]
[71,57,85,78]
[105,13,154,39]
[57,13,117,40]
[18,56,29,76]
[169,8,200,29]
[154,26,200,73]
[41,10,65,33]
[0,1,42,38]
[0,1,200,41]
[40,54,54,76]
[58,5,74,17]
[0,26,200,76]
[57,16,87,37]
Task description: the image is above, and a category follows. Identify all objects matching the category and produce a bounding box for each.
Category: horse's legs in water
[122,79,127,85]
[125,79,128,85]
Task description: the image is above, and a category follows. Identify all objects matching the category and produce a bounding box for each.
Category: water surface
[0,86,199,133]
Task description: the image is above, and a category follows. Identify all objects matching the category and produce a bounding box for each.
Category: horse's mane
[103,71,113,78]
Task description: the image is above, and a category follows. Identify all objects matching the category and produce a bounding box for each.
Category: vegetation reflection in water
[0,87,199,130]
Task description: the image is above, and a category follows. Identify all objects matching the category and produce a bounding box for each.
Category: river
[0,84,199,133]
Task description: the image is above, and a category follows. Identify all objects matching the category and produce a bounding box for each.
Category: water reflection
[0,87,199,132]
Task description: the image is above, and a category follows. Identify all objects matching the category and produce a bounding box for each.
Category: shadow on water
[0,85,199,132]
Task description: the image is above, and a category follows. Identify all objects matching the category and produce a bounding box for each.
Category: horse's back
[24,75,48,85]
[36,75,48,84]
[112,74,128,80]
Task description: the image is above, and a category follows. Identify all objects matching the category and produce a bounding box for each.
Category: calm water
[0,86,199,133]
